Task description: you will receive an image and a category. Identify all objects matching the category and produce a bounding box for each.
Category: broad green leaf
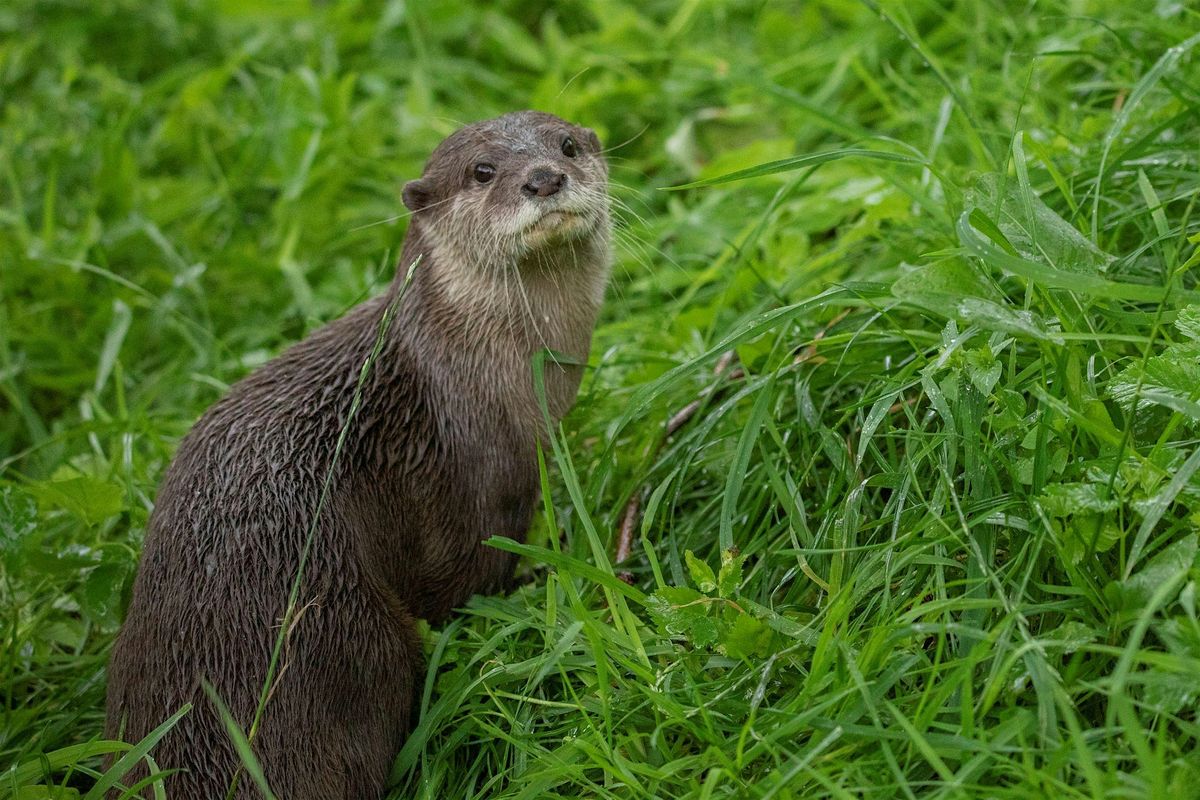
[1043,621,1099,653]
[1108,333,1200,422]
[719,613,773,660]
[964,347,1002,395]
[1175,306,1200,341]
[1060,517,1123,564]
[959,211,1176,302]
[684,550,716,593]
[647,586,718,648]
[28,476,124,526]
[1038,483,1121,517]
[1107,535,1198,612]
[717,548,745,598]
[968,174,1114,276]
[1138,670,1196,714]
[80,559,133,629]
[892,260,1060,340]
[954,297,1060,342]
[891,259,998,316]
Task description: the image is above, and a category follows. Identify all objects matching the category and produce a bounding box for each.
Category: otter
[104,110,610,799]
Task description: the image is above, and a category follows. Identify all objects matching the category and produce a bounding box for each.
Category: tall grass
[3,0,1200,797]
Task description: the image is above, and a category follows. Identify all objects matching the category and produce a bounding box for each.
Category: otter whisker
[349,194,460,232]
[598,124,650,156]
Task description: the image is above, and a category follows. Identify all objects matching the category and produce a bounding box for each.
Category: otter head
[402,111,611,281]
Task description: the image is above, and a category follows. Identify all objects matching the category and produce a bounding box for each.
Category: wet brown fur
[104,111,610,799]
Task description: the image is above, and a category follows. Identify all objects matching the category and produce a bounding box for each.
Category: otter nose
[522,169,566,198]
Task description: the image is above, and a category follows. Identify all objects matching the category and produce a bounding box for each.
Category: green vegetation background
[4,0,1200,797]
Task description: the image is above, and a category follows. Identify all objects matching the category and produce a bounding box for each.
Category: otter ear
[586,129,602,152]
[403,179,433,212]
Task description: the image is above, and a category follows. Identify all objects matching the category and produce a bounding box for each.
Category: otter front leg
[410,536,521,624]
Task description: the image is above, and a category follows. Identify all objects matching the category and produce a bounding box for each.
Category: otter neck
[392,228,608,433]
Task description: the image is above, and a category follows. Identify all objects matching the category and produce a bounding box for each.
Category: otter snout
[523,169,567,198]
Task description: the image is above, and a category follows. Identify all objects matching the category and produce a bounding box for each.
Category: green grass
[4,0,1200,797]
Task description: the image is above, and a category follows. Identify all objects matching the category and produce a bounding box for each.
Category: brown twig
[794,308,850,365]
[665,400,702,436]
[889,394,918,415]
[615,492,640,565]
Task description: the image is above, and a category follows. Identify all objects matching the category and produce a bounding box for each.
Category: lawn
[3,0,1200,797]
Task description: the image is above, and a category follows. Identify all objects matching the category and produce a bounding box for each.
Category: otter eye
[473,163,495,184]
[561,136,577,158]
